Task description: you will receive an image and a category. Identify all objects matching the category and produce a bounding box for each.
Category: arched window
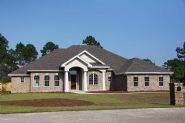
[89,73,98,85]
[34,75,40,87]
[54,75,59,86]
[89,74,93,84]
[44,75,50,86]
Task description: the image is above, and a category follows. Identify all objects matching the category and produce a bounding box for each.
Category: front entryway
[69,67,83,91]
[71,75,77,90]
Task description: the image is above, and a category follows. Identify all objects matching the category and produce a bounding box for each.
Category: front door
[71,75,76,90]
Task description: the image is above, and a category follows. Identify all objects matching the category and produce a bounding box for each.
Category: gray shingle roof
[118,58,170,74]
[10,45,170,75]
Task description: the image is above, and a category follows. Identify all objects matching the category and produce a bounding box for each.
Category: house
[8,45,173,93]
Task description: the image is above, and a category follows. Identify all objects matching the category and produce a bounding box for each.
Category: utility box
[169,83,184,105]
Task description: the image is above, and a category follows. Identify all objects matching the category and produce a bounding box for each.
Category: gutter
[116,72,174,75]
[8,74,30,77]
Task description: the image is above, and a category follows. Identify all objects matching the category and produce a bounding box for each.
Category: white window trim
[144,76,150,87]
[33,75,40,87]
[89,72,98,85]
[54,76,60,87]
[133,76,138,87]
[159,76,164,87]
[44,75,50,87]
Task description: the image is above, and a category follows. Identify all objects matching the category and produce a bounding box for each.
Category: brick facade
[127,75,170,91]
[11,76,31,93]
[30,72,64,92]
[10,71,170,93]
[87,70,112,91]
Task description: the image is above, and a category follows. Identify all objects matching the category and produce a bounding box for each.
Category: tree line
[0,34,102,83]
[164,42,185,84]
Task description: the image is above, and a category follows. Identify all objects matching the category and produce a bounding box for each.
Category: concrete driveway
[0,108,185,123]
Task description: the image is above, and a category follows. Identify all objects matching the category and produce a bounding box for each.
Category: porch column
[64,71,69,92]
[102,70,106,91]
[83,71,88,91]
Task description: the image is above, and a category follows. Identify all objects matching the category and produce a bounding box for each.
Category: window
[133,77,138,86]
[54,75,59,86]
[89,73,98,85]
[89,74,93,84]
[34,75,40,87]
[108,76,112,82]
[44,75,49,86]
[145,77,149,86]
[21,77,24,83]
[159,77,163,86]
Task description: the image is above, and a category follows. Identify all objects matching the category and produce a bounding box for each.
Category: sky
[0,0,185,66]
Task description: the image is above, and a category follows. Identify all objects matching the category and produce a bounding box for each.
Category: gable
[65,57,88,71]
[61,50,106,67]
[79,53,96,63]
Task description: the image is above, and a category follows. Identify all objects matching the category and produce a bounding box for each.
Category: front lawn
[0,92,184,113]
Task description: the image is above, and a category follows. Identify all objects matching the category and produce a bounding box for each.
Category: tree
[164,42,185,84]
[40,41,59,56]
[0,33,9,82]
[0,33,8,62]
[15,42,25,66]
[143,58,155,64]
[82,35,103,48]
[24,44,38,63]
[0,33,18,83]
[15,42,38,67]
[176,42,185,61]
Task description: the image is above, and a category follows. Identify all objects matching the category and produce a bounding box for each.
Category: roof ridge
[101,48,127,61]
[10,48,64,74]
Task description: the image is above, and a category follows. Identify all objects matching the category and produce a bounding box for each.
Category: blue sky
[0,0,185,66]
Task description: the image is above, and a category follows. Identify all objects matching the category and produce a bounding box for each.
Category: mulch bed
[0,98,94,107]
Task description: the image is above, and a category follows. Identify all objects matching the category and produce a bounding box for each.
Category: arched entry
[69,67,83,90]
[63,57,88,92]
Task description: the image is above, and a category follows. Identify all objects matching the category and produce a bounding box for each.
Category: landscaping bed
[0,98,94,107]
[0,92,184,113]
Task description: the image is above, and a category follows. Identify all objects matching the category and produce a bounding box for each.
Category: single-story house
[9,45,173,93]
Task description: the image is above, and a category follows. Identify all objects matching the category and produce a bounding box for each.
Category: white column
[102,70,106,91]
[64,71,69,92]
[83,71,88,91]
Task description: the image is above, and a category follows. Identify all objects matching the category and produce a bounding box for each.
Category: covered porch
[61,50,109,92]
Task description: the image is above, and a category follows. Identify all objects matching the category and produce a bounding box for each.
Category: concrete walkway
[0,108,185,123]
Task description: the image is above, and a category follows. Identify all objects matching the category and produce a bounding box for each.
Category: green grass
[0,92,184,113]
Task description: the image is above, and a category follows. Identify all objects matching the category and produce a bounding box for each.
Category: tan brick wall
[105,71,111,90]
[87,70,111,91]
[87,70,102,91]
[11,76,31,93]
[10,70,111,93]
[127,75,170,91]
[30,72,64,92]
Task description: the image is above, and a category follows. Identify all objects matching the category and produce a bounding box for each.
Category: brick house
[8,45,173,93]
